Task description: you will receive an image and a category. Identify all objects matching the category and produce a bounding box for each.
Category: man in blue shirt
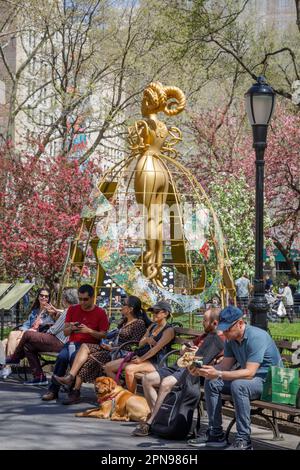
[188,306,282,450]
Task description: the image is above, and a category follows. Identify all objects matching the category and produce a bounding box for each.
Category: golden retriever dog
[75,376,150,422]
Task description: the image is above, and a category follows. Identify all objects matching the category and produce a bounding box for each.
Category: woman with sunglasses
[1,287,55,379]
[104,301,175,393]
[53,295,151,404]
[4,288,79,385]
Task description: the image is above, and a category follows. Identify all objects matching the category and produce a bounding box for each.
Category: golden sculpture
[129,82,186,287]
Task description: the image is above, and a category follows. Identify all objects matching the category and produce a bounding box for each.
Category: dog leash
[90,353,106,367]
[89,350,134,384]
[115,352,135,383]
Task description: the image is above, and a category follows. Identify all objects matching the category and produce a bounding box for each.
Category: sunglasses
[224,319,240,332]
[39,294,49,298]
[79,296,90,302]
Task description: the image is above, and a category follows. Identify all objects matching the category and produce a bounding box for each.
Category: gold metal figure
[128,82,186,287]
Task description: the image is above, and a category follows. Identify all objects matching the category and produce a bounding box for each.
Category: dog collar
[97,395,116,418]
[98,395,115,404]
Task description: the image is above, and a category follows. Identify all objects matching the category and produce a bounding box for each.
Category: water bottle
[68,342,76,359]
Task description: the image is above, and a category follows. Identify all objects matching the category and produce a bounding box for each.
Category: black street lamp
[244,76,276,330]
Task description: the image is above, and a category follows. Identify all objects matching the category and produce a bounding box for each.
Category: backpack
[150,370,201,440]
[150,333,224,440]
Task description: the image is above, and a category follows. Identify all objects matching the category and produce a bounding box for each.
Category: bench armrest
[112,340,139,359]
[158,349,180,368]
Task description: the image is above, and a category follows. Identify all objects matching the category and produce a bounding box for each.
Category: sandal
[132,422,151,437]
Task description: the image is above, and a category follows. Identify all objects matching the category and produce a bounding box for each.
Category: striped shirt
[48,310,68,344]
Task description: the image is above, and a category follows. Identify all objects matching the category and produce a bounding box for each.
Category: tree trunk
[273,238,300,280]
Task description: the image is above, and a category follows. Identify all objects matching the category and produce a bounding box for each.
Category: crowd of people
[0,283,285,450]
[235,273,297,323]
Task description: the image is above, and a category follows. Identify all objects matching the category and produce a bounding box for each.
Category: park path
[0,378,298,450]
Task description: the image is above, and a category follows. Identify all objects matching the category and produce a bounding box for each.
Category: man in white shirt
[235,273,251,316]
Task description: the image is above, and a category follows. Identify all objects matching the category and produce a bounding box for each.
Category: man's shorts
[157,364,185,382]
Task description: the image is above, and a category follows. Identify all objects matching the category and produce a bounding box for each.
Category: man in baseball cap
[217,305,243,332]
[188,303,282,450]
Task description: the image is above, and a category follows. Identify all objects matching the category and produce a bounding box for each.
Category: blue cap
[217,306,243,331]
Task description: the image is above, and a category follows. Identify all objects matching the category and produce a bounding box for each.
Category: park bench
[114,327,300,442]
[6,324,300,445]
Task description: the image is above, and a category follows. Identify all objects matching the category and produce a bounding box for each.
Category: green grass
[268,321,300,339]
[172,315,300,340]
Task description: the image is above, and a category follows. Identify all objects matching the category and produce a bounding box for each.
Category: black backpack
[150,370,201,440]
[150,333,224,440]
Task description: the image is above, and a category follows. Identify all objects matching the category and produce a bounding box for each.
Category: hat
[217,305,243,331]
[148,300,172,314]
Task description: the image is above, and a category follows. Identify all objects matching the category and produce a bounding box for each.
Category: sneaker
[0,366,12,379]
[188,430,227,449]
[226,438,253,450]
[188,429,210,448]
[62,389,81,405]
[24,376,49,386]
[42,391,58,401]
[132,422,151,437]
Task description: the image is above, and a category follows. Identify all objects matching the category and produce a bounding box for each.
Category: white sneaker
[0,366,12,379]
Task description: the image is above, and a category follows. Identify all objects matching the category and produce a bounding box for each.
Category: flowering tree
[263,107,300,279]
[0,147,100,284]
[190,102,300,279]
[208,174,255,279]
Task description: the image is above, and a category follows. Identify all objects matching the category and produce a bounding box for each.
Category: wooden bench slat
[174,327,203,336]
[221,394,300,414]
[275,340,297,351]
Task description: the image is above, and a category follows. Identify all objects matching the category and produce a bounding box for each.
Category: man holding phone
[132,306,224,437]
[42,284,109,403]
[189,305,282,450]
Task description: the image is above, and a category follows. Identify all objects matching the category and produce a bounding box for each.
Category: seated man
[132,306,224,436]
[42,284,109,404]
[189,305,283,450]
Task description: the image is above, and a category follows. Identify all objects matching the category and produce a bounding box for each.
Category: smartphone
[74,322,81,327]
[192,359,203,368]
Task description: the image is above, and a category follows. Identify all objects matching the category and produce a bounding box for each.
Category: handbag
[277,301,286,317]
[133,344,151,357]
[38,324,51,333]
[106,328,119,341]
[261,366,299,406]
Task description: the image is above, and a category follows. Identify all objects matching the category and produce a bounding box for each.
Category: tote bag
[261,366,299,406]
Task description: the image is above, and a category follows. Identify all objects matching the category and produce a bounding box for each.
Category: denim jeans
[48,342,81,394]
[204,376,264,441]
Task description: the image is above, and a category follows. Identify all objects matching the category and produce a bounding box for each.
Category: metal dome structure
[60,82,235,314]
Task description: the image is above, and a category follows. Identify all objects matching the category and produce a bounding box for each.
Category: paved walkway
[0,377,299,450]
